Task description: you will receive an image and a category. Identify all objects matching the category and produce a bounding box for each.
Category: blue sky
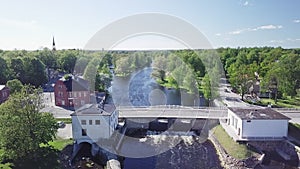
[0,0,300,50]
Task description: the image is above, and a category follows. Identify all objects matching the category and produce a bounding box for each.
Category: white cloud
[270,40,283,43]
[287,38,300,42]
[215,33,221,36]
[243,1,249,6]
[0,18,38,30]
[228,24,282,35]
[293,19,300,23]
[256,25,282,30]
[229,28,250,35]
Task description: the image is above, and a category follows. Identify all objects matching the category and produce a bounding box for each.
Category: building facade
[54,75,90,107]
[71,104,119,144]
[0,85,10,104]
[226,107,290,141]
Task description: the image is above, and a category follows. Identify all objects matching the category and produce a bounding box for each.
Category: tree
[6,79,23,94]
[83,58,100,91]
[22,57,47,86]
[8,57,24,80]
[0,85,58,161]
[201,73,219,105]
[58,51,77,73]
[0,57,9,84]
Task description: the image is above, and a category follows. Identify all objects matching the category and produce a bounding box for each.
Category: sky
[0,0,300,50]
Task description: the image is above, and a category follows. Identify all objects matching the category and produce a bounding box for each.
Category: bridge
[117,105,300,120]
[118,105,228,119]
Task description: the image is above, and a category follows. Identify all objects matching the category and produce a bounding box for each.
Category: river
[110,67,223,169]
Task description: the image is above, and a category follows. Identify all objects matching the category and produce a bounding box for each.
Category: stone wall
[209,134,260,169]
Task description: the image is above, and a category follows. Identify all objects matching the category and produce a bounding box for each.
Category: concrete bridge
[118,105,228,119]
[117,105,300,121]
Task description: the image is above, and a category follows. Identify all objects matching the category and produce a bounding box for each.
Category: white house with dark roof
[71,104,118,144]
[223,107,290,141]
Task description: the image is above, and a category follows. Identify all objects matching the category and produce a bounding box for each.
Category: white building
[71,104,119,144]
[225,107,290,141]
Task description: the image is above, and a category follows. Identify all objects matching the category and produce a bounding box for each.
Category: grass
[259,98,300,108]
[41,138,73,151]
[212,125,254,160]
[48,139,73,150]
[55,118,72,124]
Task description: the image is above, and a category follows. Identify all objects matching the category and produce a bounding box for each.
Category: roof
[71,104,116,116]
[0,85,8,91]
[0,85,5,90]
[228,107,290,120]
[58,75,89,91]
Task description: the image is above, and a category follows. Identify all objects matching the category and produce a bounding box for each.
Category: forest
[0,47,300,105]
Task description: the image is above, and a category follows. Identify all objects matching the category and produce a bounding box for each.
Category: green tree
[6,79,23,94]
[0,57,9,84]
[0,85,58,161]
[58,51,77,73]
[22,57,47,86]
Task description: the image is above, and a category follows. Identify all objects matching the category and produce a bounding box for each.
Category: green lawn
[259,98,300,108]
[48,139,73,150]
[212,125,255,160]
[55,118,72,124]
[40,138,73,151]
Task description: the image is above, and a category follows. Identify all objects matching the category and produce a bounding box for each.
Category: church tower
[52,36,56,51]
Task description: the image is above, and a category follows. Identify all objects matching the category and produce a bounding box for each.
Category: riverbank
[210,125,300,169]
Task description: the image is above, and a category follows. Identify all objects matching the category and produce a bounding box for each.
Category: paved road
[118,106,227,119]
[217,78,300,124]
[41,92,73,118]
[57,124,73,139]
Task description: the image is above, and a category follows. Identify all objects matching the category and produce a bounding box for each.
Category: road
[217,77,300,124]
[57,124,72,139]
[41,92,73,118]
[118,106,227,119]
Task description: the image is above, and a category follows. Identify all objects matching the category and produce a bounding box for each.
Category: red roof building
[54,76,90,107]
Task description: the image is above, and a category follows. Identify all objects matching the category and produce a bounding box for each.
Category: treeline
[1,47,299,102]
[218,47,300,100]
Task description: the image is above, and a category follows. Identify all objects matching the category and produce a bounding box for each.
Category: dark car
[57,121,65,128]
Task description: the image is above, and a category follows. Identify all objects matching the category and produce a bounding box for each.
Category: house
[54,75,90,107]
[224,107,290,141]
[0,85,10,104]
[71,103,119,144]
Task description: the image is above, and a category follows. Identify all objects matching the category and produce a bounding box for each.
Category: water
[111,67,222,169]
[123,138,222,169]
[111,67,198,107]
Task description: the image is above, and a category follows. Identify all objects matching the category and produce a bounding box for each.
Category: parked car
[57,121,65,128]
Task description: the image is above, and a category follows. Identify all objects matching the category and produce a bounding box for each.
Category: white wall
[72,114,115,143]
[228,110,243,137]
[242,119,288,138]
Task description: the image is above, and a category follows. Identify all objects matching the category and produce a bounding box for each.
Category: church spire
[52,36,56,51]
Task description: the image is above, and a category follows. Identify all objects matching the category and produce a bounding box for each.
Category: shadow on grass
[13,147,61,169]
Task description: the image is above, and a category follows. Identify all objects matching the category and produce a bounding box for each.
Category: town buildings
[54,75,90,107]
[71,103,118,144]
[224,107,290,141]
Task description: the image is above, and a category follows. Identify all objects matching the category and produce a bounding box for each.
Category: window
[78,92,81,97]
[89,120,92,125]
[58,92,63,97]
[81,120,86,125]
[69,92,72,97]
[95,120,100,125]
[74,92,77,97]
[84,92,87,97]
[81,100,85,105]
[82,129,87,136]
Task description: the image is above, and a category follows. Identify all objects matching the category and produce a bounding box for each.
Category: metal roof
[228,107,290,120]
